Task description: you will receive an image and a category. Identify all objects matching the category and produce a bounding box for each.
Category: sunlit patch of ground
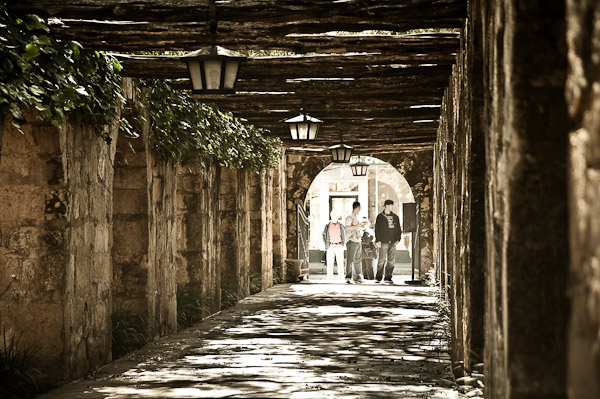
[41,280,458,399]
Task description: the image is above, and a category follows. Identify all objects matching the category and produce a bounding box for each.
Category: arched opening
[304,156,415,281]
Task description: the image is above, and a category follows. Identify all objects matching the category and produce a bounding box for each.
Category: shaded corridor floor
[41,280,459,398]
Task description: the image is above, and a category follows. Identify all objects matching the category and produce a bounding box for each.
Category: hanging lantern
[350,160,369,176]
[329,143,353,163]
[181,45,246,94]
[285,113,322,140]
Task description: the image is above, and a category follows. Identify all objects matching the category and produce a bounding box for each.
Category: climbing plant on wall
[0,5,123,143]
[137,79,281,171]
[0,5,280,171]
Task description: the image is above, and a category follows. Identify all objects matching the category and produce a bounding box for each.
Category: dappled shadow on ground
[41,283,456,399]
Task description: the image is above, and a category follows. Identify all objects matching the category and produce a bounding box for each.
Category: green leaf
[22,43,40,60]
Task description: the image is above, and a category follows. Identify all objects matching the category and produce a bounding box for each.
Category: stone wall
[0,113,117,382]
[480,1,570,397]
[219,167,251,304]
[433,3,486,376]
[177,158,221,317]
[285,154,329,260]
[565,1,600,397]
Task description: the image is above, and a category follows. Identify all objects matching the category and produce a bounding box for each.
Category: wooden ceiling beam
[194,93,444,106]
[48,21,460,53]
[230,107,440,121]
[8,1,466,25]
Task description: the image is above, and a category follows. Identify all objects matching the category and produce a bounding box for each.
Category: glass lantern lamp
[350,159,369,176]
[181,45,246,94]
[329,142,354,163]
[285,113,322,141]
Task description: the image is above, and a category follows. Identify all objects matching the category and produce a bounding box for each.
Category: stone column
[481,1,570,397]
[464,0,486,373]
[249,170,274,292]
[60,118,117,378]
[219,167,251,305]
[112,107,178,339]
[176,158,221,318]
[144,124,178,337]
[272,148,287,283]
[566,0,600,397]
[112,134,149,316]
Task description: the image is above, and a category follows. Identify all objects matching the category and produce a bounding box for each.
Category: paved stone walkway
[41,280,458,399]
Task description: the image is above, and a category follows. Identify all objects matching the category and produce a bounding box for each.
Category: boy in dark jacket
[374,199,402,283]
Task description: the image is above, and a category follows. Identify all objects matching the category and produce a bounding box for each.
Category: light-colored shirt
[345,213,362,242]
[328,222,342,244]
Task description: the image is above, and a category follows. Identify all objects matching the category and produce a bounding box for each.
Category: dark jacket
[361,231,378,259]
[374,211,402,243]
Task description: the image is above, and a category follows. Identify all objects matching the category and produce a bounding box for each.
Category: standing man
[322,210,346,280]
[345,201,367,284]
[374,199,402,284]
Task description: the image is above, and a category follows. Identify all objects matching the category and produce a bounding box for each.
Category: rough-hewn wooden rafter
[9,1,466,25]
[6,0,467,150]
[114,53,455,80]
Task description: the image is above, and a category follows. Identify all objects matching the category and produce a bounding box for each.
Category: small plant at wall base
[220,283,240,310]
[425,268,451,353]
[111,306,148,359]
[0,321,43,399]
[249,272,262,295]
[176,284,204,330]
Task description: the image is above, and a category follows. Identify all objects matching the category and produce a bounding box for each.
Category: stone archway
[285,150,434,277]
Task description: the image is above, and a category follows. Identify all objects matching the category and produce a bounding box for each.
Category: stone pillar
[112,108,178,339]
[249,170,274,292]
[112,134,148,316]
[464,0,486,373]
[481,1,570,397]
[176,158,221,318]
[566,1,600,397]
[0,113,117,382]
[219,167,251,305]
[285,154,329,260]
[144,125,178,337]
[272,148,287,283]
[60,118,117,378]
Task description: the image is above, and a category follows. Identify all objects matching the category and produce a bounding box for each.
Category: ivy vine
[137,79,281,172]
[0,5,280,171]
[0,5,123,142]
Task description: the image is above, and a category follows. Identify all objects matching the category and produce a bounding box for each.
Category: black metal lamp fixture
[284,101,322,140]
[329,133,353,163]
[180,0,246,94]
[350,156,369,176]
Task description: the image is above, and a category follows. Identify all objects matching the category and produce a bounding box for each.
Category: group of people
[322,199,402,284]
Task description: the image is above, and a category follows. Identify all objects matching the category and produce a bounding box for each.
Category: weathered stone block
[113,165,147,190]
[113,188,147,215]
[0,188,46,221]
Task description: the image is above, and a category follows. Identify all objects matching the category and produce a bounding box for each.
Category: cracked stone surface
[41,280,459,398]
